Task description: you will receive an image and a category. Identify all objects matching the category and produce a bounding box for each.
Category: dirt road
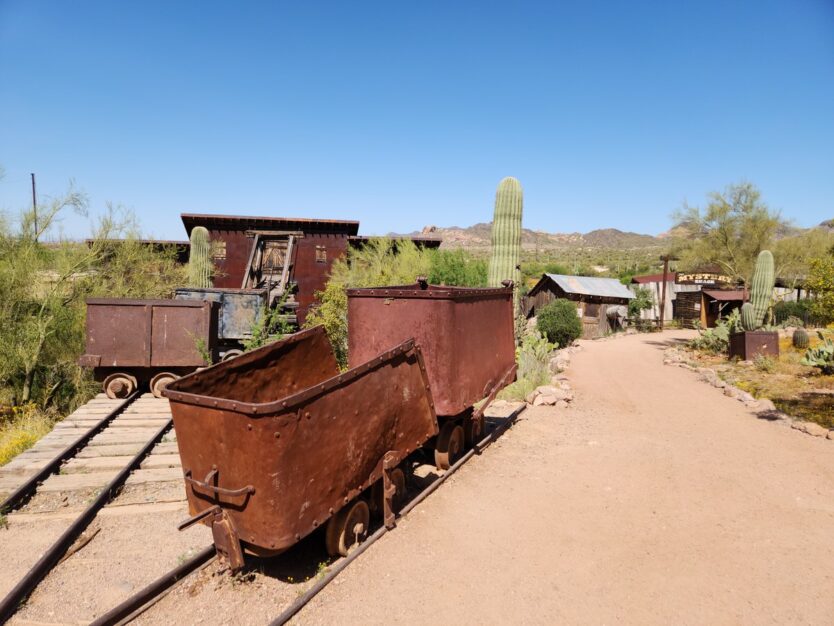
[296,330,834,625]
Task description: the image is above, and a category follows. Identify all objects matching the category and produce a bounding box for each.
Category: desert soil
[293,330,834,625]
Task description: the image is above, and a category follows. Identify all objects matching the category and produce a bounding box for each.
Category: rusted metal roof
[181,213,360,236]
[631,273,675,284]
[542,274,635,299]
[702,289,747,301]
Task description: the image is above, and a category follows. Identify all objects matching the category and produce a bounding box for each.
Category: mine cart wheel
[370,467,407,515]
[103,373,137,399]
[435,422,464,471]
[150,372,177,398]
[464,414,486,448]
[222,349,244,361]
[325,499,370,557]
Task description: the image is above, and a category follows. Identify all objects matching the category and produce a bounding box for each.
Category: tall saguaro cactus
[488,177,523,314]
[187,226,212,288]
[749,249,775,328]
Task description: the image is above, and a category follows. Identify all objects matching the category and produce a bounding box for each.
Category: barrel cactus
[488,177,523,313]
[187,226,212,288]
[749,250,775,328]
[740,302,757,331]
[792,328,809,349]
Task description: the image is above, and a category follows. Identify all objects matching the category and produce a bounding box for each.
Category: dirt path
[296,330,834,625]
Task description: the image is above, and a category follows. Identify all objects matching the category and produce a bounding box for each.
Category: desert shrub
[780,315,805,329]
[536,299,583,348]
[0,403,55,466]
[428,249,487,287]
[753,355,777,373]
[689,321,731,354]
[498,331,556,401]
[628,286,655,319]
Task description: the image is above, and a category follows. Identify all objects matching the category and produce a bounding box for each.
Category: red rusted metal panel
[347,283,516,416]
[729,330,780,360]
[163,326,438,556]
[81,298,218,373]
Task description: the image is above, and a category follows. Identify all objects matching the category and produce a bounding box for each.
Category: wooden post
[658,255,679,330]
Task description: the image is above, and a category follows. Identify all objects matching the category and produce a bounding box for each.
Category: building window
[212,240,226,261]
[315,245,327,264]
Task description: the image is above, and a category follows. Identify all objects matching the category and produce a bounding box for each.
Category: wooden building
[180,214,443,325]
[525,274,634,339]
[181,214,360,324]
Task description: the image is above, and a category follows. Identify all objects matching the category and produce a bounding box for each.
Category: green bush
[428,249,487,287]
[628,286,654,318]
[497,331,556,401]
[536,299,583,348]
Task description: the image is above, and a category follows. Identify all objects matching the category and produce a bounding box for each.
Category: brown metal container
[163,326,438,556]
[79,298,218,380]
[729,330,780,360]
[347,283,516,416]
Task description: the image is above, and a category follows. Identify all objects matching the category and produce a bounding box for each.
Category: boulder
[533,394,559,406]
[755,398,776,412]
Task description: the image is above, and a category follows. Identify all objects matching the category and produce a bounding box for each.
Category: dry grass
[684,330,834,428]
[0,404,56,467]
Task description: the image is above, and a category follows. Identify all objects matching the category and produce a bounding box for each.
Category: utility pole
[31,173,38,241]
[658,254,680,329]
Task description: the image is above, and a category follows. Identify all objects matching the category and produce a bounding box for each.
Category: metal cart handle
[184,468,255,497]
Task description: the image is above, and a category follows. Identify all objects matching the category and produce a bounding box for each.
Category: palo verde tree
[0,185,184,411]
[672,182,785,286]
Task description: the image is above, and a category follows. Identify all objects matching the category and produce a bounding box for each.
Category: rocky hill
[398,223,663,251]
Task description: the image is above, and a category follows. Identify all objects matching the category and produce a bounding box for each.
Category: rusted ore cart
[347,281,517,469]
[79,298,219,398]
[174,287,268,361]
[163,326,439,567]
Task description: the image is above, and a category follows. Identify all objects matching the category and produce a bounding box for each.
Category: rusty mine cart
[163,282,517,569]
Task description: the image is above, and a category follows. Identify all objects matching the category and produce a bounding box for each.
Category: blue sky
[1,1,832,241]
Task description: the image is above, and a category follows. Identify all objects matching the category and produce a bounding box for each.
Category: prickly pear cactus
[187,226,212,288]
[750,250,775,328]
[740,302,757,332]
[488,177,523,314]
[792,328,809,349]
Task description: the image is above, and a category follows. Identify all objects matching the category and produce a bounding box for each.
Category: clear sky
[1,0,832,241]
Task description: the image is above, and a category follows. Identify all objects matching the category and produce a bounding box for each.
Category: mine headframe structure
[241,230,301,309]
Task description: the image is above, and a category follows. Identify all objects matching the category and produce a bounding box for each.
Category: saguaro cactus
[750,249,775,328]
[488,177,523,312]
[187,226,212,288]
[740,302,757,331]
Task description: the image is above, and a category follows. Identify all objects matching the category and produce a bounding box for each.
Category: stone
[791,422,830,438]
[723,386,738,398]
[533,394,559,406]
[827,430,834,441]
[710,378,726,389]
[755,398,776,412]
[535,386,571,402]
[525,390,539,405]
[556,400,569,409]
[737,391,755,404]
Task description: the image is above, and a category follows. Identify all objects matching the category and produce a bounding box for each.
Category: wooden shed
[525,274,634,339]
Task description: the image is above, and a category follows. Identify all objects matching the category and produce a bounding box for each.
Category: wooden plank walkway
[0,394,185,501]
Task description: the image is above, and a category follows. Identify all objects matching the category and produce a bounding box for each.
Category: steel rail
[268,403,527,626]
[89,545,216,626]
[0,391,140,513]
[0,415,174,622]
[89,404,526,626]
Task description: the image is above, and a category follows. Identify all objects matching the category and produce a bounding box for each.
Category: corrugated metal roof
[544,274,635,299]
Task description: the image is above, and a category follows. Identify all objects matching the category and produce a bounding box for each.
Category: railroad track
[0,392,185,622]
[89,402,526,626]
